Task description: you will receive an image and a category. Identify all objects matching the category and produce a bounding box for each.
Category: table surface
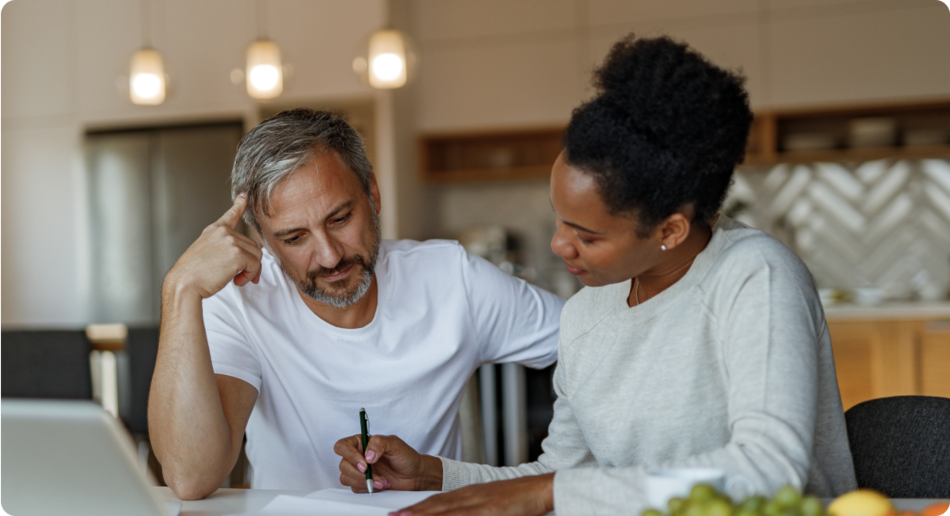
[153,487,949,516]
[155,487,303,515]
[823,300,950,321]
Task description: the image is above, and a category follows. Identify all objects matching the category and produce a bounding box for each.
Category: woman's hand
[389,473,555,516]
[334,434,443,492]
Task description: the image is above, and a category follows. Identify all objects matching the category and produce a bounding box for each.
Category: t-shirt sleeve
[202,288,262,392]
[459,248,563,369]
[548,243,831,515]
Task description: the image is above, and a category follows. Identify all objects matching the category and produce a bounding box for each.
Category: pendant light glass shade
[129,48,166,105]
[246,39,283,99]
[356,29,414,89]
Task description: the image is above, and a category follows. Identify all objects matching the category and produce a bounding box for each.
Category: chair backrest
[123,327,160,435]
[1,330,93,399]
[845,395,950,498]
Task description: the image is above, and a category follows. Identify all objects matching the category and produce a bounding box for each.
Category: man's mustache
[308,255,369,281]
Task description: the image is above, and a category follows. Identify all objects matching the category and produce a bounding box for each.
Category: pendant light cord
[140,0,151,48]
[256,0,268,40]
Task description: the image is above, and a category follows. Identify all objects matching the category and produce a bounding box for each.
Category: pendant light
[129,0,166,105]
[246,40,283,99]
[353,28,416,89]
[246,1,283,99]
[368,29,407,89]
[129,49,166,105]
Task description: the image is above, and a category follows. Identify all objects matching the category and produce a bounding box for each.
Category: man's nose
[312,234,345,269]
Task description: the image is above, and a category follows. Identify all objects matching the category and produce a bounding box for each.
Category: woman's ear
[657,212,691,251]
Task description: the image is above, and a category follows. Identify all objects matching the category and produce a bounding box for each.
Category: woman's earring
[661,244,667,251]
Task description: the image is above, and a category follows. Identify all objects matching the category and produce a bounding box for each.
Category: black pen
[360,407,373,494]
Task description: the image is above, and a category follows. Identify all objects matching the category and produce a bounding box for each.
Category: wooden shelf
[419,126,563,183]
[418,99,950,183]
[744,98,950,166]
[744,143,950,166]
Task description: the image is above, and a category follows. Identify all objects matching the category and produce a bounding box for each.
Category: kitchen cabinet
[826,303,950,411]
[418,99,950,183]
[418,126,563,183]
[744,98,950,166]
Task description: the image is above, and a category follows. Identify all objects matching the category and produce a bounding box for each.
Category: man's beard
[282,207,381,309]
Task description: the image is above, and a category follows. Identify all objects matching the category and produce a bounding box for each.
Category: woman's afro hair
[564,34,752,235]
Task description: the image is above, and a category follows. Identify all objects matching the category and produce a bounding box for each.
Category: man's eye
[283,235,301,244]
[332,214,350,225]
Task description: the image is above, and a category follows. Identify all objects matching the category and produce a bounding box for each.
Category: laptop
[1,399,180,516]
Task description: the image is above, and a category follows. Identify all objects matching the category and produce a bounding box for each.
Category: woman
[334,34,857,515]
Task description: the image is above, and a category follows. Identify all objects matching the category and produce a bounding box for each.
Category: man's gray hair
[231,108,375,231]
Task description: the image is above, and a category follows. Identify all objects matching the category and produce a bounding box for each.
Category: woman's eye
[577,234,594,245]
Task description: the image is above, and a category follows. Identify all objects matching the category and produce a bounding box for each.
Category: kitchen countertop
[823,300,950,321]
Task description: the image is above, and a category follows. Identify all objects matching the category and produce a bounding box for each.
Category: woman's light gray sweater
[440,217,857,514]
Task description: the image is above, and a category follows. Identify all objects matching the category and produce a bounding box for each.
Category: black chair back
[845,395,950,498]
[123,327,160,435]
[1,330,93,399]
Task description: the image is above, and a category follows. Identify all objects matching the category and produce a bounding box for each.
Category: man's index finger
[219,193,248,229]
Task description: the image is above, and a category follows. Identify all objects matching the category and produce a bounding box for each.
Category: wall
[1,0,386,326]
[3,0,950,325]
[402,0,950,289]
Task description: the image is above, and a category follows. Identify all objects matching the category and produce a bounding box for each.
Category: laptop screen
[1,399,172,516]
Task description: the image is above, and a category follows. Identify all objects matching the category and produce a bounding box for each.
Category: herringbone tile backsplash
[728,159,950,301]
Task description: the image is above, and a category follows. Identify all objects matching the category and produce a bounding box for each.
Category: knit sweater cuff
[439,456,472,491]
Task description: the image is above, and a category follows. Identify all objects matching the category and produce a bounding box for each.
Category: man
[148,109,563,500]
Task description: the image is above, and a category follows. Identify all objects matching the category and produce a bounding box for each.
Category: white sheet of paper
[305,488,440,510]
[224,489,440,516]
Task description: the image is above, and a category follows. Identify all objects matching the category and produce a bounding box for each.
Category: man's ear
[369,175,381,215]
[657,212,691,251]
[251,225,270,252]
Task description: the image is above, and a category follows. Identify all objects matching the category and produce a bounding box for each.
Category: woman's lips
[320,265,354,282]
[564,262,585,275]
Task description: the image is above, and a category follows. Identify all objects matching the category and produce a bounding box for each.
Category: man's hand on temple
[164,193,262,300]
[334,434,443,493]
[390,474,555,516]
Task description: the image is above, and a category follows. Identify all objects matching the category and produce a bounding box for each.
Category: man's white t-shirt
[203,239,563,490]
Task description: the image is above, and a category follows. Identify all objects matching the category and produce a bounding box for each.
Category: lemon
[828,490,893,516]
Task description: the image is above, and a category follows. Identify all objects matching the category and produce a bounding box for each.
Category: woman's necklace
[634,277,641,305]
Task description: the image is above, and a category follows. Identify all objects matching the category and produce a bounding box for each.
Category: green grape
[643,509,665,516]
[800,496,824,516]
[740,496,768,514]
[736,508,760,516]
[684,500,710,516]
[708,498,735,516]
[669,497,687,515]
[764,500,784,516]
[691,484,719,502]
[774,486,801,509]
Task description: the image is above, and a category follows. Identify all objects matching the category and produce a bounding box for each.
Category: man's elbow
[165,471,224,500]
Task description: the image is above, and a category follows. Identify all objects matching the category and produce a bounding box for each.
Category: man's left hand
[389,473,555,516]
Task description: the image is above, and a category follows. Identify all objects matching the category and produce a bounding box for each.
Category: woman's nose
[551,228,576,259]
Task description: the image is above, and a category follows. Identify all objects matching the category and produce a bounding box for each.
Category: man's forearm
[148,284,236,499]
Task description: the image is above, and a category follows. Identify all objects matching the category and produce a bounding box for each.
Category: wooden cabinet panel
[828,322,878,411]
[829,318,950,411]
[874,320,921,398]
[921,322,950,398]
